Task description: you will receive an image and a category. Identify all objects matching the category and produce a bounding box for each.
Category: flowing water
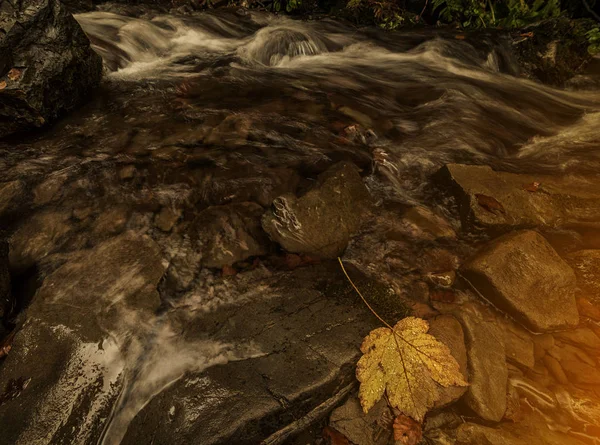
[2,6,600,444]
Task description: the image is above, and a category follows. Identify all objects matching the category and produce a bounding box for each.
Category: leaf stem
[338,257,393,330]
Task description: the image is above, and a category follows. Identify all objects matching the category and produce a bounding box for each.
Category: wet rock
[456,416,588,445]
[118,263,380,445]
[455,306,507,422]
[0,180,26,219]
[0,232,166,444]
[33,173,69,206]
[0,0,103,137]
[555,327,600,351]
[9,210,73,272]
[155,207,181,232]
[329,396,392,445]
[513,18,593,87]
[0,240,11,320]
[576,297,600,321]
[532,333,554,360]
[92,205,130,238]
[456,422,524,445]
[429,315,468,408]
[204,115,251,148]
[164,235,202,291]
[402,206,456,241]
[461,230,579,332]
[33,232,166,335]
[565,250,600,303]
[542,354,568,384]
[262,162,371,258]
[498,318,535,369]
[192,202,269,268]
[118,165,137,180]
[435,164,600,232]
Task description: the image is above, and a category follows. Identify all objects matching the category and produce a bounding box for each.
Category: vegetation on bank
[188,0,600,54]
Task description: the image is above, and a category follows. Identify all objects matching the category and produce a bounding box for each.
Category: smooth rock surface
[462,230,579,332]
[262,161,371,258]
[329,396,392,445]
[436,164,600,232]
[0,0,103,137]
[455,306,508,422]
[0,232,167,445]
[429,314,468,408]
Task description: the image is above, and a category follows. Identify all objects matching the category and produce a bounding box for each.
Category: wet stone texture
[436,164,600,233]
[0,0,102,137]
[118,263,380,445]
[461,230,579,332]
[262,161,372,258]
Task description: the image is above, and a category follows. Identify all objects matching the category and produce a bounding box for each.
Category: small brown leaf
[475,193,505,215]
[0,81,6,90]
[454,34,466,40]
[430,289,457,303]
[523,181,540,192]
[393,414,422,444]
[520,31,534,38]
[7,68,21,81]
[322,426,350,445]
[222,265,237,276]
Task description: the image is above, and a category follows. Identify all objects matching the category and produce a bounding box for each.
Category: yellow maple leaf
[356,316,468,421]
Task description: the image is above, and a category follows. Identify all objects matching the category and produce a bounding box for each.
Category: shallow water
[2,7,600,444]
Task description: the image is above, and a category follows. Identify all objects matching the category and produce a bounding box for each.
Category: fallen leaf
[222,265,237,276]
[322,426,350,445]
[7,68,21,81]
[356,317,468,421]
[520,31,534,38]
[0,81,6,90]
[523,181,540,192]
[0,330,16,359]
[475,193,505,215]
[430,289,457,303]
[393,414,422,444]
[454,34,466,40]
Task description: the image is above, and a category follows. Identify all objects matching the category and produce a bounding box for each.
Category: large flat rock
[435,164,600,232]
[0,254,379,445]
[462,230,579,332]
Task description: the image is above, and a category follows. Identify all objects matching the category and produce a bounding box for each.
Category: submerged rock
[0,0,103,137]
[191,202,270,268]
[435,164,600,233]
[0,180,27,220]
[9,210,73,272]
[461,230,579,332]
[262,161,371,258]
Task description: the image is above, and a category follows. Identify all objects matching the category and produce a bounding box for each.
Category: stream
[1,5,600,445]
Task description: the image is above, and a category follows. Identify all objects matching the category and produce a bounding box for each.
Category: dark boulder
[0,0,103,138]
